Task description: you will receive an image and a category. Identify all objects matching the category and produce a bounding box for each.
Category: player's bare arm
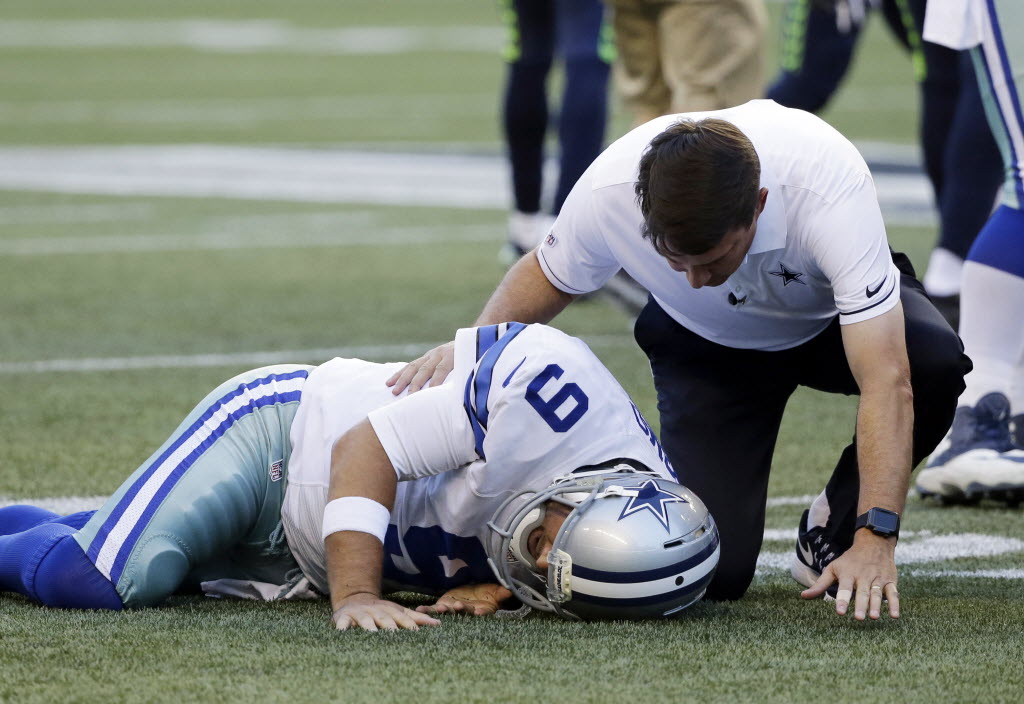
[802,304,912,620]
[325,419,441,632]
[387,250,575,395]
[414,583,515,617]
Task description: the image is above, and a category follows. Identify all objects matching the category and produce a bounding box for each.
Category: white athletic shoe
[499,210,555,268]
[916,392,1024,506]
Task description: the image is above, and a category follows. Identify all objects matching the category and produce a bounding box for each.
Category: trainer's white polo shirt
[537,99,901,351]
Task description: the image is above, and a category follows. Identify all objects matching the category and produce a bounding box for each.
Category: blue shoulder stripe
[475,324,501,361]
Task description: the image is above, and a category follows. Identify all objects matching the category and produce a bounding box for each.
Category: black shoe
[790,509,843,597]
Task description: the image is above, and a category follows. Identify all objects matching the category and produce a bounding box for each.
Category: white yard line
[0,95,493,126]
[0,203,157,225]
[0,145,930,222]
[0,334,636,374]
[2,494,1019,579]
[0,223,498,256]
[0,20,503,55]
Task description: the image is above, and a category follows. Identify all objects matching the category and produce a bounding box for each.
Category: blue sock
[0,505,61,536]
[967,205,1024,277]
[0,523,122,609]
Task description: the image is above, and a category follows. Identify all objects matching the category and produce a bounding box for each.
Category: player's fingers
[414,604,445,615]
[800,565,836,599]
[352,612,379,632]
[386,609,421,631]
[333,613,354,631]
[408,609,441,627]
[884,582,900,619]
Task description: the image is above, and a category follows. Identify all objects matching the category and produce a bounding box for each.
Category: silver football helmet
[486,464,719,620]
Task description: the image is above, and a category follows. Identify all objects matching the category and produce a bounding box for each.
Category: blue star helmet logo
[617,479,688,532]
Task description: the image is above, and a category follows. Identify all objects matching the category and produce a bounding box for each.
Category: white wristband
[321,496,390,544]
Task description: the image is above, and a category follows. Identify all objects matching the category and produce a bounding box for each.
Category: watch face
[870,509,900,534]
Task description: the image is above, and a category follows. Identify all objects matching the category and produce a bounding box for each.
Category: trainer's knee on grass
[703,561,756,602]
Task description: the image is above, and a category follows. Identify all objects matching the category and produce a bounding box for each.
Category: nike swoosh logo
[866,278,886,298]
[502,356,527,388]
[797,538,815,567]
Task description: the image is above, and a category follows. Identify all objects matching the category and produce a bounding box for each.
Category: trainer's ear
[800,565,836,600]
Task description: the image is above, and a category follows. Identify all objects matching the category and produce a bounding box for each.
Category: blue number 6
[525,364,589,432]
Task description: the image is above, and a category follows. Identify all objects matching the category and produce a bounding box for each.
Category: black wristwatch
[854,507,901,538]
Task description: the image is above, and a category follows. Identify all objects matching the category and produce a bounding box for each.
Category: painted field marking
[0,145,932,224]
[0,222,498,256]
[0,334,637,374]
[757,529,1024,571]
[2,495,1019,578]
[0,20,504,55]
[0,94,494,126]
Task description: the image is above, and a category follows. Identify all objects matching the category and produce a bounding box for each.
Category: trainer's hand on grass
[415,583,514,617]
[386,341,456,395]
[332,593,441,632]
[801,532,900,621]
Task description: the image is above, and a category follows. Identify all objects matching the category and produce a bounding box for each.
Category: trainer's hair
[635,118,761,256]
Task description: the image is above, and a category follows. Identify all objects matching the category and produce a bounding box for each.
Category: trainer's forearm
[475,249,575,326]
[854,382,914,518]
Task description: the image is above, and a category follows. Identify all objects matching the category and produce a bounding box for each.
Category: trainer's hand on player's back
[386,341,456,395]
[332,593,441,632]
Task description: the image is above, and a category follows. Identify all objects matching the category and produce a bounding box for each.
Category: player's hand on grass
[801,532,900,621]
[332,592,441,632]
[386,341,456,395]
[415,583,514,617]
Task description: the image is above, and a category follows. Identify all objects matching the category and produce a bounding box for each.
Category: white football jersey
[283,323,675,595]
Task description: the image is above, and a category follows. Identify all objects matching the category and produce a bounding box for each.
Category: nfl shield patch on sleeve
[269,460,284,482]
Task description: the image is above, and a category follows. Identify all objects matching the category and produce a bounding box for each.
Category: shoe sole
[790,555,837,601]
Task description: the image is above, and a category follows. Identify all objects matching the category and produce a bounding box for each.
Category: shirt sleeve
[535,169,623,294]
[805,174,902,325]
[367,323,528,480]
[367,382,478,482]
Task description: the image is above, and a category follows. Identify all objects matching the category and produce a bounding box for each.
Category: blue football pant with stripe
[0,365,312,609]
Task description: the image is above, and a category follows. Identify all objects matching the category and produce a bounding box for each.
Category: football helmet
[486,463,719,620]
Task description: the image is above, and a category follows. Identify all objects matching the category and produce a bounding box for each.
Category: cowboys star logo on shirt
[768,262,806,286]
[617,479,688,532]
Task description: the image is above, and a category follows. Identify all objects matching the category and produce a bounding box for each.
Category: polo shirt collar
[745,178,786,256]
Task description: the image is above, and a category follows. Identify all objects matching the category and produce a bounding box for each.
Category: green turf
[0,1,1019,702]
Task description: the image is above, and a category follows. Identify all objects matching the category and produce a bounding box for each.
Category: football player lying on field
[0,323,719,631]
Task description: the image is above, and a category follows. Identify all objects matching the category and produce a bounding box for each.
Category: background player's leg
[918,1,1024,503]
[634,299,797,601]
[607,0,669,126]
[766,0,861,112]
[552,0,610,214]
[659,0,765,113]
[502,0,556,259]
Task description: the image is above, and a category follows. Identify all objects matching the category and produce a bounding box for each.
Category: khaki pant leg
[609,0,671,125]
[660,0,766,112]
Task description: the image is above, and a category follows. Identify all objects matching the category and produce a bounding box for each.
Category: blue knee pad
[0,522,122,610]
